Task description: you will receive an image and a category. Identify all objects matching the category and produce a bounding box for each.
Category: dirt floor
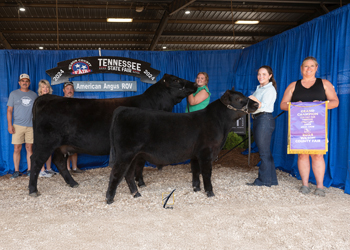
[1,149,349,250]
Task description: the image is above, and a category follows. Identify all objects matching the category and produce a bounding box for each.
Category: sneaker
[10,171,20,179]
[314,188,326,197]
[72,168,84,173]
[45,169,57,175]
[299,185,311,194]
[39,171,53,178]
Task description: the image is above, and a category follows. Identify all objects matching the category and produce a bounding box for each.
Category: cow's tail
[108,112,118,168]
[32,100,36,124]
[109,145,116,168]
[32,98,39,134]
[31,99,38,152]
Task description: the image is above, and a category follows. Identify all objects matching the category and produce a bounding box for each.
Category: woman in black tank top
[291,78,326,102]
[280,57,339,197]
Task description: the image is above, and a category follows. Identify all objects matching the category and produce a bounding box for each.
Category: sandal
[299,185,311,194]
[314,188,325,197]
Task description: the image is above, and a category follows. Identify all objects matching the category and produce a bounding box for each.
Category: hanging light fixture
[235,20,259,25]
[107,18,133,23]
[136,6,144,13]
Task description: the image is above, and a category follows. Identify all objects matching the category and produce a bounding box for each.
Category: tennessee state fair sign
[46,56,160,85]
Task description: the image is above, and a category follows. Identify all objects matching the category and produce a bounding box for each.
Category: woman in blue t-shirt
[186,72,211,112]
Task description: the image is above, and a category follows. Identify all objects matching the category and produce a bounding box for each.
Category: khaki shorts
[12,124,34,144]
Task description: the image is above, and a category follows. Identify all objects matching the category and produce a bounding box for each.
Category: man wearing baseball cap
[63,81,75,97]
[7,74,38,179]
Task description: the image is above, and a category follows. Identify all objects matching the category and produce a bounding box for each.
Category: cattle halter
[220,96,249,113]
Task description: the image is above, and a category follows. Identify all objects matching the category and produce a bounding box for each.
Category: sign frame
[46,56,161,85]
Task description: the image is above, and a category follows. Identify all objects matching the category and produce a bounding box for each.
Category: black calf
[106,88,259,204]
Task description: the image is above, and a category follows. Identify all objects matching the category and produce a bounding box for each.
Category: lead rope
[215,111,285,163]
[186,98,190,112]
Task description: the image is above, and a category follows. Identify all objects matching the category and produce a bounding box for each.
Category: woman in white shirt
[246,66,278,187]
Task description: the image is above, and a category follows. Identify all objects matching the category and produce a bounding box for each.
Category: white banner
[73,81,137,92]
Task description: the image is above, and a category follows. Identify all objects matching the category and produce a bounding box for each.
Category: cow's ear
[231,86,235,91]
[220,90,231,106]
[163,73,171,82]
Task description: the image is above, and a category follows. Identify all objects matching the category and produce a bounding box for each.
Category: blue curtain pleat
[1,4,350,195]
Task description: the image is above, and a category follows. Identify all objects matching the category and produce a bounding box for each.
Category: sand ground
[0,149,349,250]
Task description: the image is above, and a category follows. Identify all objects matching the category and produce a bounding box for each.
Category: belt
[251,112,271,119]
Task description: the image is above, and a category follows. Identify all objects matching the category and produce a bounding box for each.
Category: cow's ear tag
[163,79,166,82]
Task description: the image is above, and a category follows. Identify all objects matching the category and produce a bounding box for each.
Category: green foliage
[223,132,243,149]
[223,131,252,150]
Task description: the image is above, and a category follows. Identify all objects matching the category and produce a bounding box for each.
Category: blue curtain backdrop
[1,4,349,194]
[234,4,350,195]
[0,49,241,174]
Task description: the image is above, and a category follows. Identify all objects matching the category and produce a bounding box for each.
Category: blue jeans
[252,113,278,186]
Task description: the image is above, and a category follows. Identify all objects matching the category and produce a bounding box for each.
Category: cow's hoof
[193,187,201,192]
[137,181,146,188]
[206,191,215,197]
[71,183,79,188]
[133,192,141,198]
[29,191,41,197]
[106,198,114,205]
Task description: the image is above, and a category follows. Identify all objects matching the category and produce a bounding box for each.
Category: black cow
[29,74,197,196]
[106,88,259,204]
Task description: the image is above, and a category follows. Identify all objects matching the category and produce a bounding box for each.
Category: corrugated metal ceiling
[0,0,348,50]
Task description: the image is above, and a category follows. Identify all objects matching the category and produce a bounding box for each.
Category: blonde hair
[302,56,318,67]
[197,72,209,86]
[38,79,53,96]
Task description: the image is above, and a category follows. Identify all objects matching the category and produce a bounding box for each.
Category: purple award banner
[288,101,328,154]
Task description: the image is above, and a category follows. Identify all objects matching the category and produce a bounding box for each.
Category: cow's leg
[106,161,131,204]
[29,149,54,197]
[125,159,141,198]
[134,158,147,187]
[52,148,79,188]
[191,158,201,192]
[200,160,215,197]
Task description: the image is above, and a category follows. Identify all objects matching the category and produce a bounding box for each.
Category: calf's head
[161,73,198,101]
[220,87,259,113]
